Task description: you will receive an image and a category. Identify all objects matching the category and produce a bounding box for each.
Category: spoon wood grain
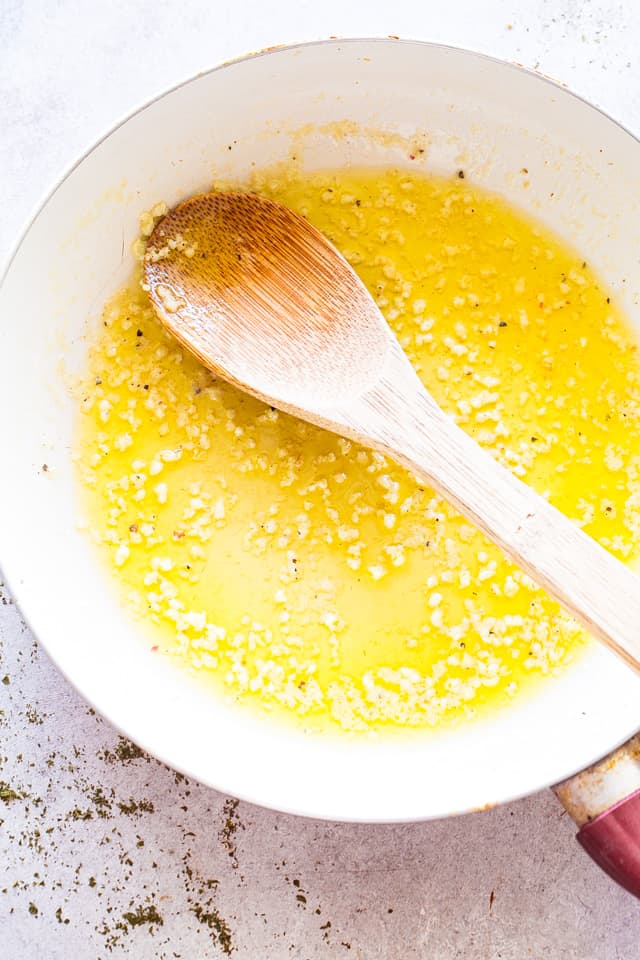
[144,191,640,672]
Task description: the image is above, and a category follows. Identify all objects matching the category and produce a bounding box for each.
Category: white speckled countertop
[2,1,640,956]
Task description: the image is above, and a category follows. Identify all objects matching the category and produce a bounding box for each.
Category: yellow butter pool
[77,167,640,733]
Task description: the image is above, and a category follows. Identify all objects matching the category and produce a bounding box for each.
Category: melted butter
[77,167,640,734]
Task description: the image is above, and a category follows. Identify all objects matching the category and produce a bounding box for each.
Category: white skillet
[0,39,639,890]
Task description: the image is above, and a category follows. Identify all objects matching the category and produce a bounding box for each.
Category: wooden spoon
[144,191,640,672]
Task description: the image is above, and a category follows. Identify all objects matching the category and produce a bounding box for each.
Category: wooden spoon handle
[345,354,640,671]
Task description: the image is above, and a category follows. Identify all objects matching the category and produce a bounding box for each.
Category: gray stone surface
[2,1,640,956]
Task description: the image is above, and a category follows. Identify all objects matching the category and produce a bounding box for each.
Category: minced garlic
[77,167,640,734]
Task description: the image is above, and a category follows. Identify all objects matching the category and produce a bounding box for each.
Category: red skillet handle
[577,789,640,897]
[554,734,640,898]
